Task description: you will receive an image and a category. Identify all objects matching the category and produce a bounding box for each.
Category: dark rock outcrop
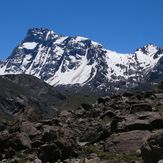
[141,129,163,163]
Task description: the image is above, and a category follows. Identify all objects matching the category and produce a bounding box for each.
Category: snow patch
[75,36,88,42]
[105,50,132,80]
[22,54,32,65]
[46,31,51,40]
[22,42,38,49]
[54,37,68,44]
[135,46,162,70]
[145,44,158,55]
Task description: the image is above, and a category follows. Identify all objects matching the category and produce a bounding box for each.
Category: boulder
[84,157,101,163]
[18,133,32,149]
[116,112,163,132]
[20,121,40,137]
[130,103,152,113]
[100,110,116,119]
[78,121,109,143]
[104,130,151,153]
[141,129,163,163]
[39,143,60,163]
[41,125,58,142]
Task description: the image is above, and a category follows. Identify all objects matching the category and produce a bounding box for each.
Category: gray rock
[141,129,163,163]
[105,130,151,153]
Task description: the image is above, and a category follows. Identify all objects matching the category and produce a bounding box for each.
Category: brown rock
[18,133,32,148]
[20,121,40,137]
[116,112,163,132]
[141,129,163,163]
[84,157,100,163]
[130,103,152,113]
[104,130,151,153]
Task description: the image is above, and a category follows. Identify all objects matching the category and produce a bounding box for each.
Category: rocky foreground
[1,82,163,162]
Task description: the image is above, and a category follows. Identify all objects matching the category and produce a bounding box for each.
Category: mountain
[0,73,99,122]
[0,74,69,128]
[0,28,163,93]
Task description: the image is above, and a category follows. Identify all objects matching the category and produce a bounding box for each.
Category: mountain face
[0,74,68,125]
[0,28,163,93]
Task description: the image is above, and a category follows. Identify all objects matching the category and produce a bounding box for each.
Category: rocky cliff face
[0,28,163,93]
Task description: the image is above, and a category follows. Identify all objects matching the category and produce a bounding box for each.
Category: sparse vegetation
[84,145,140,161]
[16,153,27,163]
[18,158,26,163]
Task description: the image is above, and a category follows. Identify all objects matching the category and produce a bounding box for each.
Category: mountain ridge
[0,28,163,93]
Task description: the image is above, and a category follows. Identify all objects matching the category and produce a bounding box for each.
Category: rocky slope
[0,74,68,129]
[0,28,163,93]
[1,77,163,162]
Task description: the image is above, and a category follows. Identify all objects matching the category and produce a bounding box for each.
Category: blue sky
[0,0,163,59]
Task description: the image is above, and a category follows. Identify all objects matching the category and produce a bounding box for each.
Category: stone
[141,129,163,163]
[130,103,152,113]
[100,111,116,119]
[18,133,32,149]
[20,121,40,137]
[84,157,100,163]
[105,130,151,153]
[116,112,163,132]
[39,143,60,162]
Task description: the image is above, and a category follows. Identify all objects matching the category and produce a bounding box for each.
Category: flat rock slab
[104,130,151,153]
[117,112,163,131]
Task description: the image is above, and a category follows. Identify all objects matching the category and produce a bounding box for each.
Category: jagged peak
[25,28,58,42]
[27,27,56,35]
[136,43,158,55]
[25,28,103,48]
[135,43,159,56]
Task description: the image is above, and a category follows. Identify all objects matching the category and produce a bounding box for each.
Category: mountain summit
[0,28,163,93]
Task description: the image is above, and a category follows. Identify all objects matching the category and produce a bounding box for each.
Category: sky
[0,0,163,59]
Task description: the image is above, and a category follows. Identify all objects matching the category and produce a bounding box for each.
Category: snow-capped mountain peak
[136,44,158,56]
[0,28,163,93]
